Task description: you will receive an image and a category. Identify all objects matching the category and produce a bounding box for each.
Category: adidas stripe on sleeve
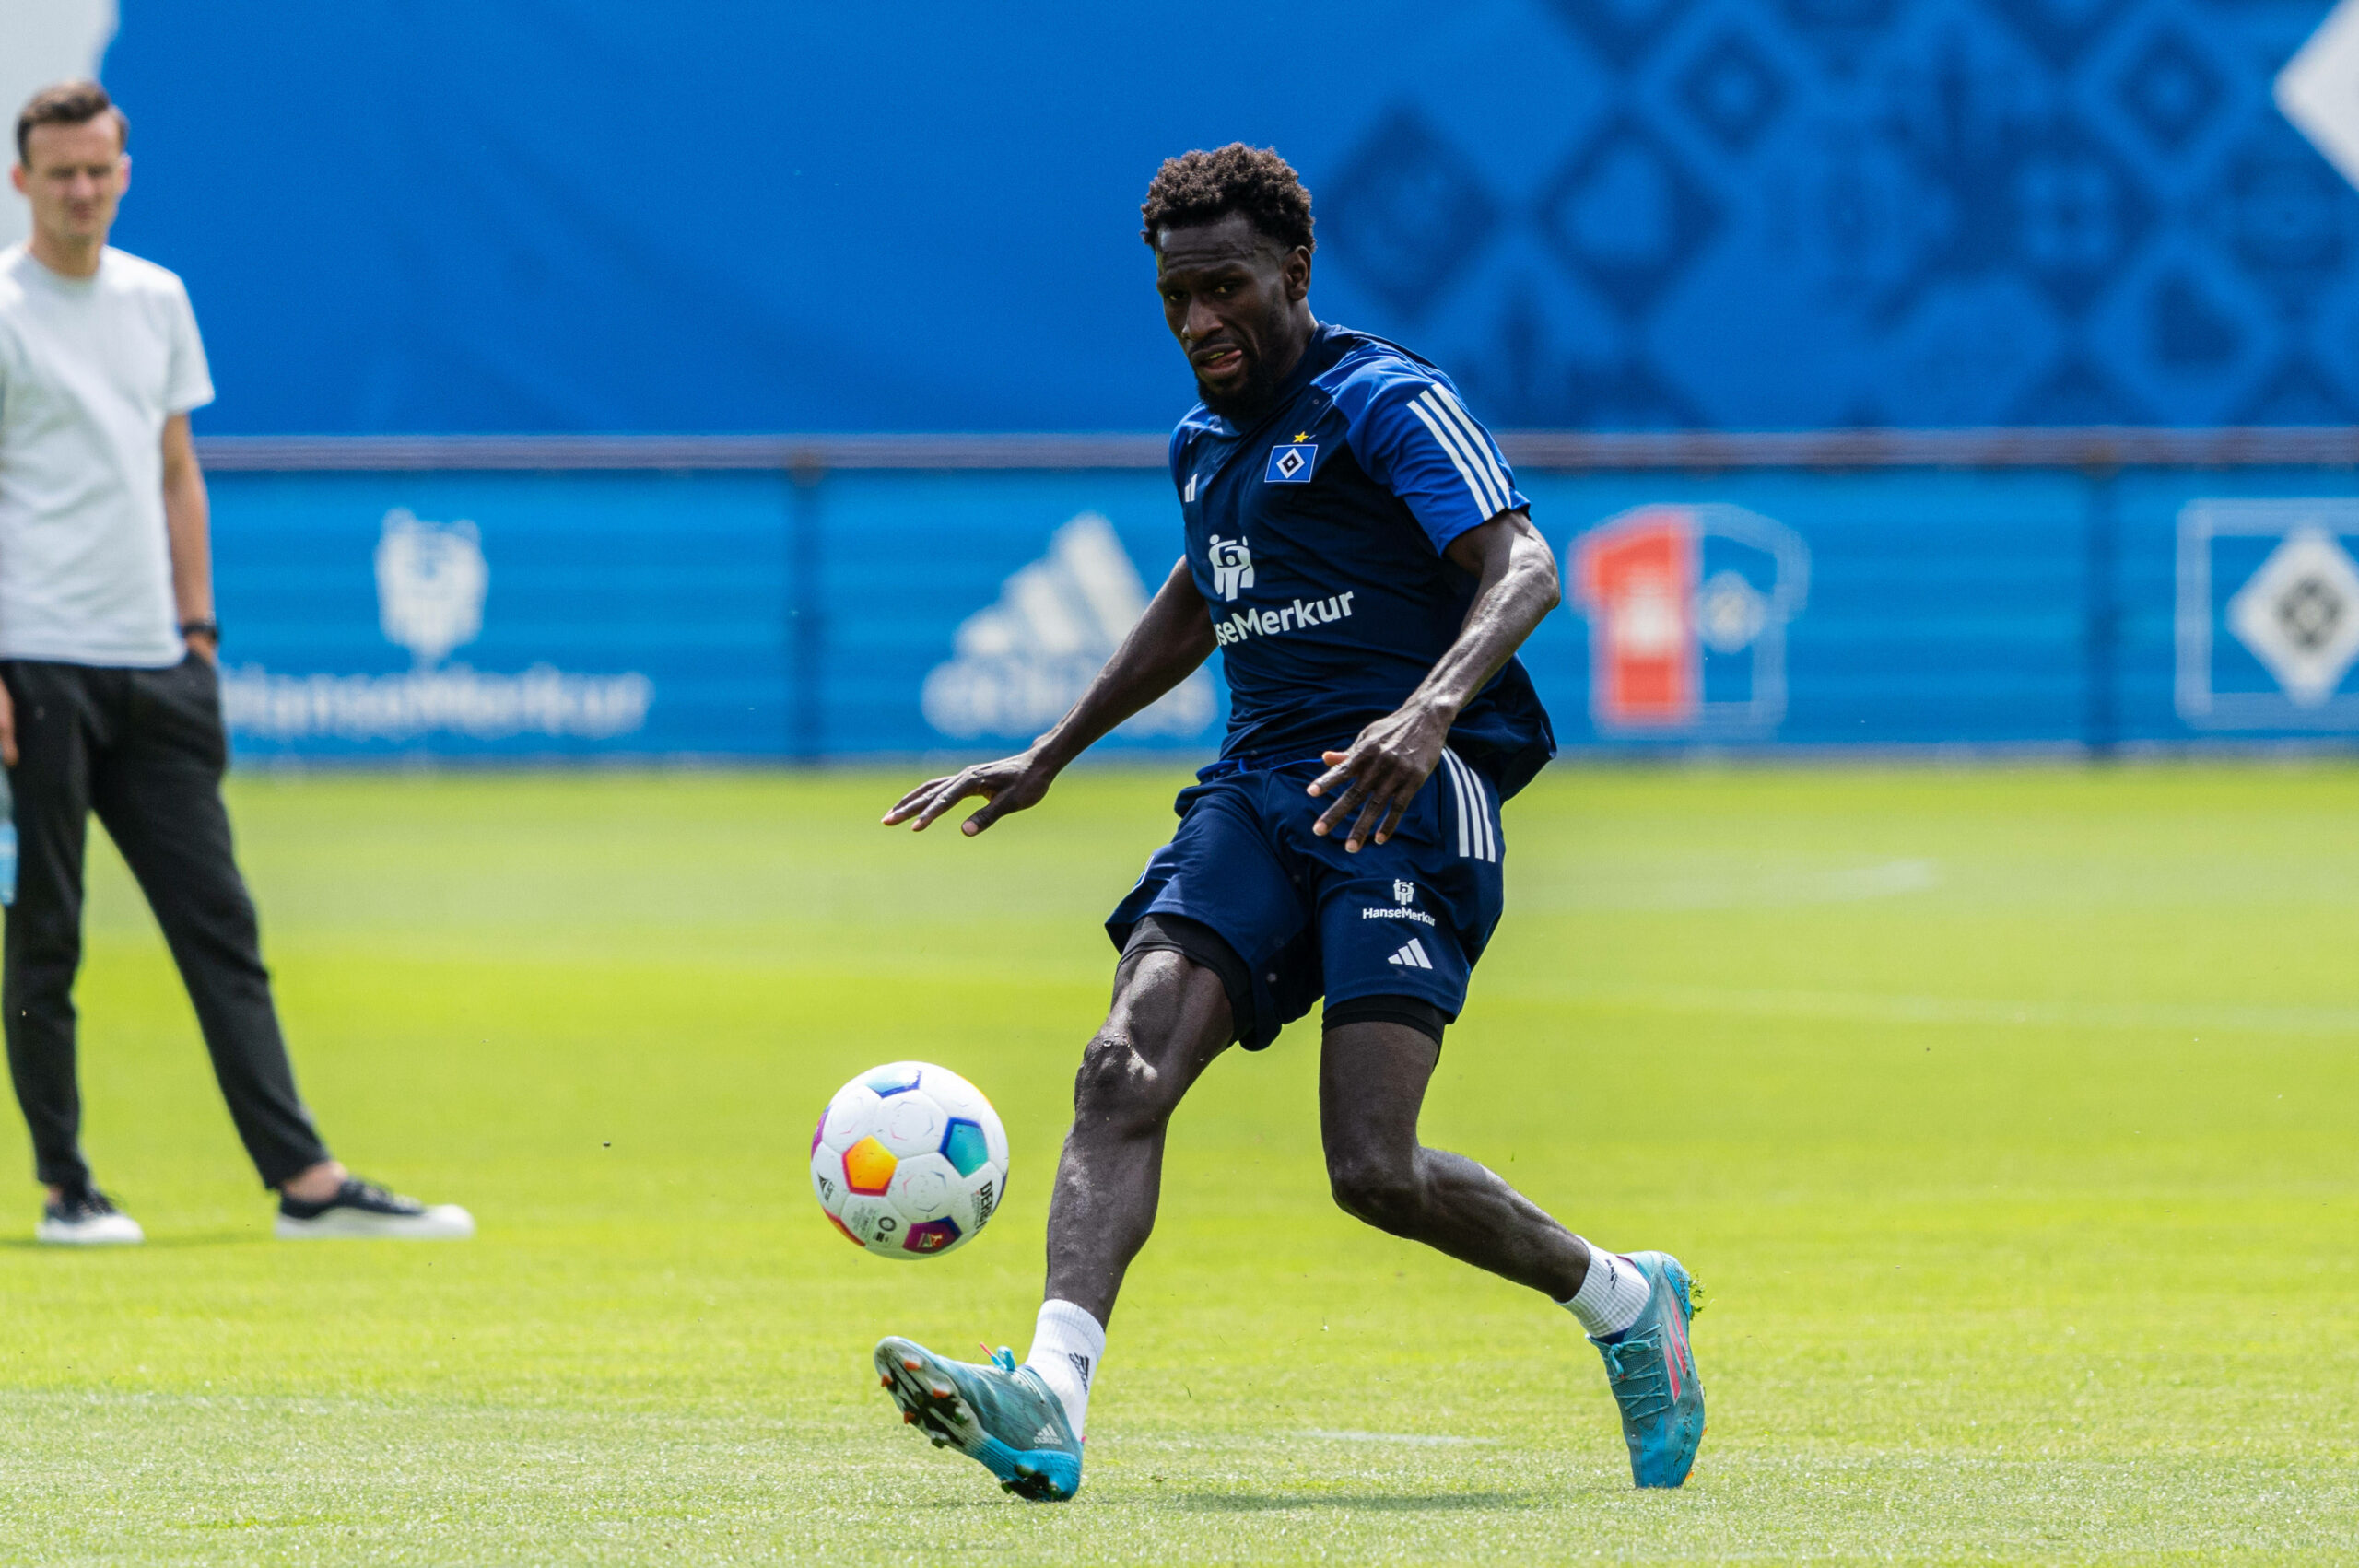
[1341,373,1528,554]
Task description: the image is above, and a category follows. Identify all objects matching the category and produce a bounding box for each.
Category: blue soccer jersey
[1170,322,1555,796]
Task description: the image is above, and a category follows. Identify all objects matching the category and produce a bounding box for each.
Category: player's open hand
[1306,702,1451,852]
[883,752,1054,837]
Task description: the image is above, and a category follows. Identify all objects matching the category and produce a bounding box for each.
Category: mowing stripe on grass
[1516,983,2359,1036]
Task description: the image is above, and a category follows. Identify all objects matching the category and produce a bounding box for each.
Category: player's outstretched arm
[884,557,1217,837]
[1309,509,1560,851]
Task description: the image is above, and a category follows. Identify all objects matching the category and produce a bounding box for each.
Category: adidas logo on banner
[1387,938,1435,970]
[922,512,1216,741]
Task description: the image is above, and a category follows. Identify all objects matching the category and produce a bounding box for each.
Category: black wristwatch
[180,618,220,643]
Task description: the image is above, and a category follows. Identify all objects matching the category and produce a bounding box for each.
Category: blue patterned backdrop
[1325,0,2358,429]
[97,1,2358,435]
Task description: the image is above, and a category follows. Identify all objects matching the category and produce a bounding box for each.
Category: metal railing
[194,427,2359,474]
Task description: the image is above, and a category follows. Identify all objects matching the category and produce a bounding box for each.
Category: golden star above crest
[1293,432,1309,442]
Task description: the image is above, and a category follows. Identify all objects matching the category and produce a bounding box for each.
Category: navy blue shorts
[1106,753,1507,1050]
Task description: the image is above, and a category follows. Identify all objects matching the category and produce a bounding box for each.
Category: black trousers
[2,657,330,1190]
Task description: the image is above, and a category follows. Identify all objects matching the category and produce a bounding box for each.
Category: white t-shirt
[0,242,213,666]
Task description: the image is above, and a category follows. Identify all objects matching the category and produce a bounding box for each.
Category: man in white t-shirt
[2,81,471,1245]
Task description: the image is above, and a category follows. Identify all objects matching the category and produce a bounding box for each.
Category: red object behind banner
[1575,506,1699,727]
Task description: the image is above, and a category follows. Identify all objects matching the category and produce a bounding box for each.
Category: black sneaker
[36,1184,145,1246]
[275,1177,474,1240]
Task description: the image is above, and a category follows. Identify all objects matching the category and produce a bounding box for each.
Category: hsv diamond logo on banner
[1568,504,1809,733]
[2177,499,2359,727]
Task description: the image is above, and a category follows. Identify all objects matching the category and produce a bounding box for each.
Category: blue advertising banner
[213,472,786,758]
[1523,472,2091,746]
[2118,472,2359,737]
[810,473,1224,757]
[208,464,2359,761]
[211,469,1228,760]
[61,0,2359,435]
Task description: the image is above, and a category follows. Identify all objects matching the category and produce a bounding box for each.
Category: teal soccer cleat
[1590,1250,1706,1488]
[874,1336,1083,1502]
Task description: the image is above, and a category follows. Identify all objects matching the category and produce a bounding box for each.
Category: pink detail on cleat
[1663,1302,1691,1400]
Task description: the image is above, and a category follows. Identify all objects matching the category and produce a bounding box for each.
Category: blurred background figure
[0,0,111,251]
[1,80,472,1244]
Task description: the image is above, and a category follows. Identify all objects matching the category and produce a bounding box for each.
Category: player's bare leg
[1042,948,1235,1324]
[874,948,1232,1501]
[1320,1021,1707,1487]
[1318,1021,1589,1297]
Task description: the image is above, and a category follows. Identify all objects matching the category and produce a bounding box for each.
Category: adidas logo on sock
[1387,938,1434,970]
[1067,1352,1092,1387]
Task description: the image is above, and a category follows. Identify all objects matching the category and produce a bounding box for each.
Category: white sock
[1021,1298,1105,1439]
[1558,1241,1651,1340]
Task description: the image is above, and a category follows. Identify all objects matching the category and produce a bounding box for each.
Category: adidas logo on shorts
[1387,938,1435,970]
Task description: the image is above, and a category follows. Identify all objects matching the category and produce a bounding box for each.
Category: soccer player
[874,145,1702,1496]
[1,82,472,1243]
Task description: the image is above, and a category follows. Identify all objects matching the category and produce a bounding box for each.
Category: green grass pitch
[0,763,2354,1564]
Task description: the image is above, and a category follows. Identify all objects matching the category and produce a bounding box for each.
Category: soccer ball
[809,1061,1009,1259]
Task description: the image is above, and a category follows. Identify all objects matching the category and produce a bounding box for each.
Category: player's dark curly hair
[1140,144,1315,255]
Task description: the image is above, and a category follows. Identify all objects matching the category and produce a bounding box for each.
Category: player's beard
[1196,350,1287,423]
[1194,303,1295,423]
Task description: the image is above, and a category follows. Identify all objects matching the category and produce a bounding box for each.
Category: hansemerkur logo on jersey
[1207,534,1254,601]
[1164,322,1555,793]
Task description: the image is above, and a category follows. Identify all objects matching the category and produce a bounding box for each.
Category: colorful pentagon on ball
[940,1117,992,1177]
[809,1108,827,1156]
[863,1064,922,1097]
[902,1219,962,1254]
[842,1135,897,1195]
